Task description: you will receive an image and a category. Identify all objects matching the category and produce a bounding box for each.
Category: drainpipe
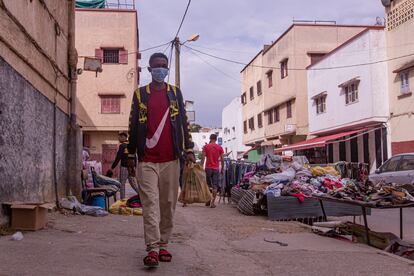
[67,0,81,198]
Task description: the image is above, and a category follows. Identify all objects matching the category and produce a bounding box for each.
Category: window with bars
[400,71,410,94]
[345,83,359,104]
[267,109,273,125]
[280,59,288,79]
[101,96,121,114]
[315,95,327,114]
[243,121,248,133]
[274,106,280,122]
[96,48,128,64]
[257,80,262,96]
[248,117,255,130]
[266,70,273,88]
[286,101,292,118]
[249,87,254,100]
[258,113,263,128]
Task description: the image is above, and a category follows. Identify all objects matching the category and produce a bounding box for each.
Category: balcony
[76,0,135,10]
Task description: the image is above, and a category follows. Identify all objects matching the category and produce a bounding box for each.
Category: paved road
[0,201,413,276]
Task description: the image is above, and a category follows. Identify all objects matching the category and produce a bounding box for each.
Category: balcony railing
[105,0,135,10]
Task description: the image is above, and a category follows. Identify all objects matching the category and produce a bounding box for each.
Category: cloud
[135,0,384,126]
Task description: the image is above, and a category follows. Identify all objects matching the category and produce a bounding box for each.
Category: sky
[135,0,385,127]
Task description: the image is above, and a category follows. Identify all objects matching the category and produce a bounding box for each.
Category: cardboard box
[8,203,52,231]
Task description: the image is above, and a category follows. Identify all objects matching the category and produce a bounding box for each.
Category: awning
[275,129,364,153]
[261,139,281,147]
[338,77,360,88]
[393,60,414,73]
[311,91,327,100]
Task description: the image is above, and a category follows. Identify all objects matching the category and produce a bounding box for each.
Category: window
[399,155,414,171]
[286,101,292,118]
[400,71,410,94]
[280,59,288,79]
[243,121,247,133]
[241,93,247,104]
[249,87,254,100]
[381,156,401,173]
[248,117,255,130]
[266,70,273,88]
[309,53,326,66]
[315,95,326,114]
[258,113,263,128]
[267,109,273,125]
[96,48,128,64]
[257,81,262,96]
[101,96,121,114]
[345,82,359,104]
[274,106,280,122]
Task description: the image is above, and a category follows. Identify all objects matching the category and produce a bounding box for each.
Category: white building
[191,128,222,153]
[278,27,391,172]
[222,97,249,160]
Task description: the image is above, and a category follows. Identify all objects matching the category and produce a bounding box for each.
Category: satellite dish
[381,0,392,7]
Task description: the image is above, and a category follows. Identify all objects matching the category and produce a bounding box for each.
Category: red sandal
[143,251,159,268]
[159,249,172,262]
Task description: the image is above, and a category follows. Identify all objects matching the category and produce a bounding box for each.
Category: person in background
[126,52,195,268]
[201,134,224,208]
[108,132,137,199]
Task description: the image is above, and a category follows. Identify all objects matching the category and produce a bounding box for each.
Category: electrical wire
[184,45,414,71]
[174,0,192,39]
[140,41,172,53]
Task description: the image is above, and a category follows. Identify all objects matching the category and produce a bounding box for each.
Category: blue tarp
[75,0,105,9]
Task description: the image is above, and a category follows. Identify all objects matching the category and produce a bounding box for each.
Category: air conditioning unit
[285,124,296,133]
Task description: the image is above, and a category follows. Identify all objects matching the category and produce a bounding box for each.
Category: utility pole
[174,37,181,88]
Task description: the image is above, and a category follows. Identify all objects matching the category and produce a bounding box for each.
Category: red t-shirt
[142,84,175,163]
[203,143,224,170]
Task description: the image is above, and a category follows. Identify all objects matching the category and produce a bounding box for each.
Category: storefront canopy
[275,129,365,153]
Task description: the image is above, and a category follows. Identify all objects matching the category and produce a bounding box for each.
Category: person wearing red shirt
[127,53,195,268]
[201,134,224,208]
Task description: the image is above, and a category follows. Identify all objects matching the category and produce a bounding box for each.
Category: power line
[140,41,172,53]
[174,0,192,39]
[185,45,414,71]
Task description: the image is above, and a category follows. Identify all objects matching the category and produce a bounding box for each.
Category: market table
[313,194,414,246]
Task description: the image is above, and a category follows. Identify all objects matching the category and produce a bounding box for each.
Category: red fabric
[203,143,224,169]
[291,193,305,203]
[323,179,343,190]
[143,85,175,163]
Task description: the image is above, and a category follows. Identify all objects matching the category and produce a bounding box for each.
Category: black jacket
[111,143,136,169]
[127,83,194,161]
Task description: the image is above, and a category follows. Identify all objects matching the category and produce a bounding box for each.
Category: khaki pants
[137,159,180,252]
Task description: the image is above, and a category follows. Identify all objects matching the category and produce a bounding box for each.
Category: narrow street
[1,202,413,276]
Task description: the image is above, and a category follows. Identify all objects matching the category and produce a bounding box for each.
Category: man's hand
[220,169,224,176]
[127,158,136,177]
[186,152,196,163]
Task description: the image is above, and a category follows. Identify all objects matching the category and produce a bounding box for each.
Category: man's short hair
[119,132,128,138]
[210,134,217,141]
[149,52,168,66]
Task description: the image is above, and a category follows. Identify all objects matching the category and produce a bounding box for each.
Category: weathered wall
[0,57,68,203]
[0,0,77,223]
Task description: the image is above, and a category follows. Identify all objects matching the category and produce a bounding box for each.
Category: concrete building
[191,129,223,154]
[222,97,249,160]
[75,5,139,175]
[241,24,370,155]
[383,0,414,154]
[0,0,79,222]
[279,27,389,171]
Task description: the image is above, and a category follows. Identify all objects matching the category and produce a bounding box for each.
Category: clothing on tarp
[75,0,105,8]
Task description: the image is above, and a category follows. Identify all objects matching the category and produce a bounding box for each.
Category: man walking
[127,53,195,268]
[108,132,138,199]
[201,134,224,208]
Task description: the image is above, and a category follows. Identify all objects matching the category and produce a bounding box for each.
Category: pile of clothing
[327,182,414,206]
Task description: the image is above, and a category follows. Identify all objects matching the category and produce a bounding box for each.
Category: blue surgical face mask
[151,67,169,83]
